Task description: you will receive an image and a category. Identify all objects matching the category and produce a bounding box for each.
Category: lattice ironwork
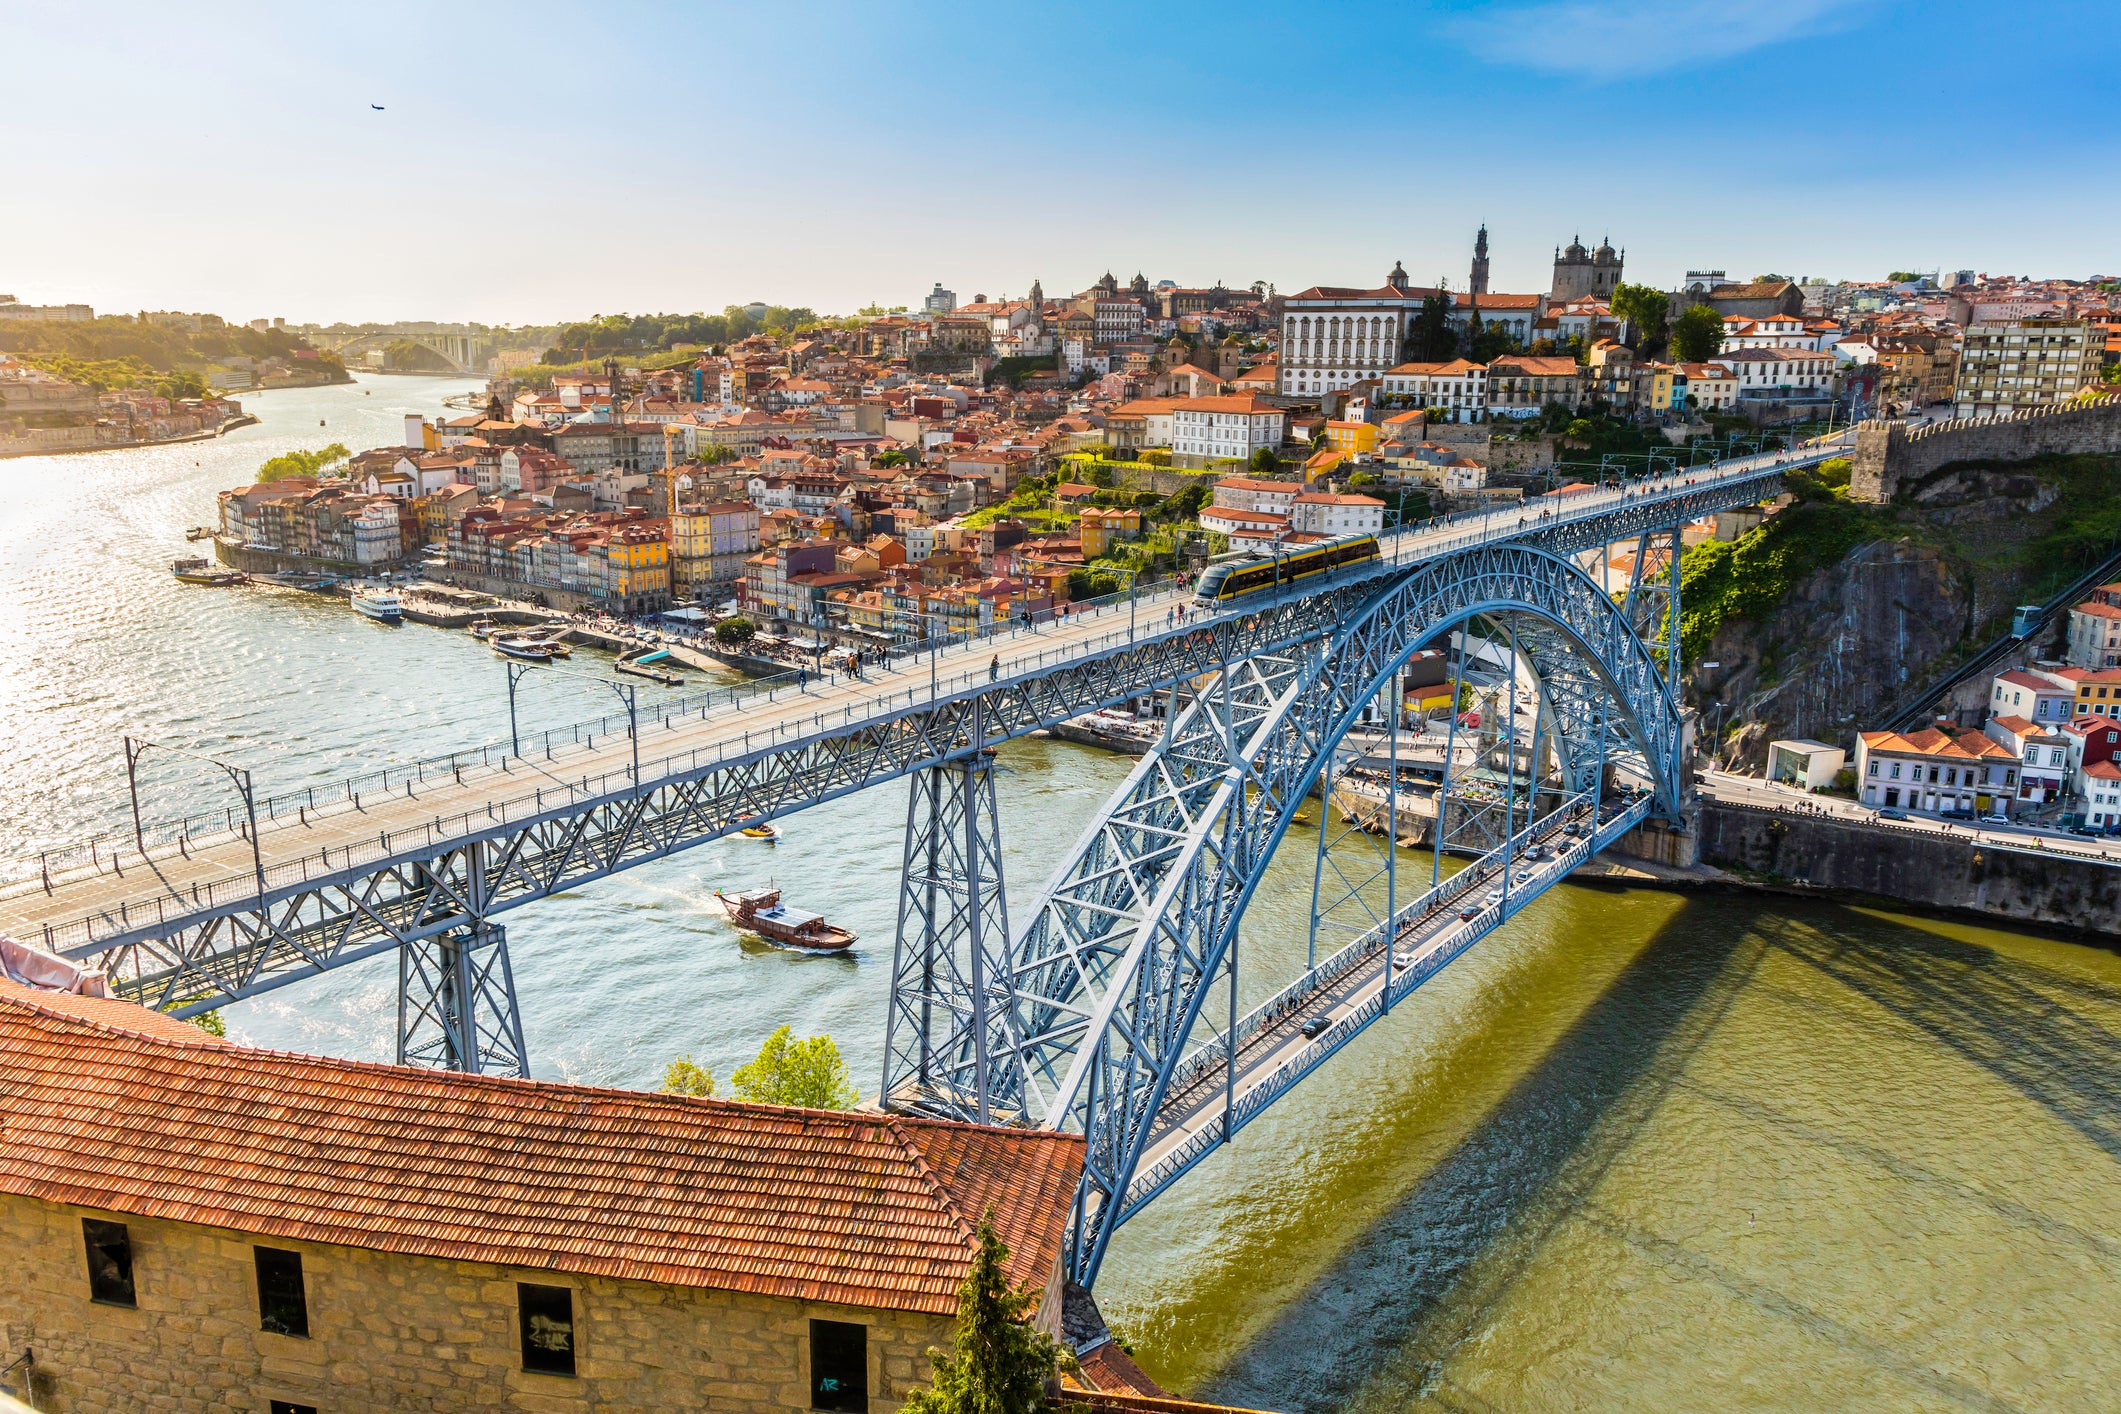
[882,737,1013,1122]
[921,543,1686,1283]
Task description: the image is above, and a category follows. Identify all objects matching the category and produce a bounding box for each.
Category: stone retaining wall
[1697,798,2121,932]
[1850,395,2121,502]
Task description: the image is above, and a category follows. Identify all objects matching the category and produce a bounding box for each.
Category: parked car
[1877,808,1910,821]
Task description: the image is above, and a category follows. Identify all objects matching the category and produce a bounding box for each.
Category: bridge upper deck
[0,443,1832,964]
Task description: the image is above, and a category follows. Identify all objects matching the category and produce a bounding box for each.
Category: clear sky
[3,1,2112,326]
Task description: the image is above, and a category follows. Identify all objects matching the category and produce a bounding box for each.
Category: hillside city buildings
[170,231,2119,725]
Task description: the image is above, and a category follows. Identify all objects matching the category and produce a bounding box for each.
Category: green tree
[661,1055,716,1096]
[257,442,351,483]
[714,615,756,647]
[1886,271,1921,283]
[1406,292,1457,362]
[1671,304,1726,363]
[692,443,737,466]
[190,1010,226,1037]
[873,449,910,469]
[1609,282,1670,355]
[1247,446,1279,474]
[900,1217,1059,1414]
[730,1025,858,1108]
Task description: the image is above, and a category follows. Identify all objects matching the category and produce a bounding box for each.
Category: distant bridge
[0,436,1845,1283]
[326,331,493,376]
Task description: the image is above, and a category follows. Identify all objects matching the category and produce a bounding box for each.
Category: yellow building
[1648,364,1677,412]
[1323,420,1377,458]
[603,522,672,613]
[1077,506,1143,560]
[0,981,1082,1414]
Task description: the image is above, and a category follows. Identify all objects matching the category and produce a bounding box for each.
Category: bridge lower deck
[1119,793,1649,1218]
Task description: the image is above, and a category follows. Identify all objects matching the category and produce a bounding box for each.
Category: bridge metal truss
[58,574,1397,1017]
[42,465,1771,1086]
[879,542,1685,1284]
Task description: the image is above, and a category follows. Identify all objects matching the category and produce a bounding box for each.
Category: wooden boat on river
[713,887,857,951]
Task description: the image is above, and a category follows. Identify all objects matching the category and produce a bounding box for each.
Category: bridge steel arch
[885,542,1683,1284]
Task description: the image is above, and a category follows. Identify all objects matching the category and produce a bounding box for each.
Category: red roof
[0,986,1081,1315]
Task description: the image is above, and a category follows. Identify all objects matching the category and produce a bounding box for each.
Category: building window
[270,1404,320,1414]
[811,1319,869,1412]
[256,1247,309,1337]
[83,1219,135,1307]
[518,1283,576,1376]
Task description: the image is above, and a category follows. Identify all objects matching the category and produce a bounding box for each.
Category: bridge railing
[1122,793,1653,1215]
[5,448,1814,921]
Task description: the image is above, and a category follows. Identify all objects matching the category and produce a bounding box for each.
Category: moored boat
[495,630,570,657]
[171,556,246,587]
[713,887,857,951]
[351,589,403,623]
[492,637,558,662]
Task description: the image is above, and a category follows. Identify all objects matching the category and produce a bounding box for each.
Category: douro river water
[3,377,2116,1410]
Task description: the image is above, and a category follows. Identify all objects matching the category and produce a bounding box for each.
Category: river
[3,377,2117,1411]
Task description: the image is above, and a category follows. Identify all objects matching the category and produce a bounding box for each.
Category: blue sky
[2,1,2112,325]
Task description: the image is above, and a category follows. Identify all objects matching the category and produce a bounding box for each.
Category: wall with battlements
[1851,394,2121,501]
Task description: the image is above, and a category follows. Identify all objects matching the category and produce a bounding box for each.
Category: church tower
[1469,225,1490,296]
[1027,277,1043,309]
[1387,258,1409,290]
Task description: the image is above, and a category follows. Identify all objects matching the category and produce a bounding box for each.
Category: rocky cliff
[1689,454,2109,766]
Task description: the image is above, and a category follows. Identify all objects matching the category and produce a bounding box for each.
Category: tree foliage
[257,443,350,483]
[730,1025,858,1108]
[1609,282,1670,355]
[1678,486,1886,662]
[1247,446,1279,474]
[536,308,821,367]
[713,615,756,647]
[899,1218,1059,1414]
[1406,293,1457,362]
[661,1055,716,1096]
[1670,304,1727,364]
[0,314,319,373]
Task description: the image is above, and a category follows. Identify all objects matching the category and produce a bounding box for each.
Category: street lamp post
[502,661,642,796]
[124,735,267,905]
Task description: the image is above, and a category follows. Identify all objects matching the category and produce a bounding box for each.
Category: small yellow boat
[737,818,779,842]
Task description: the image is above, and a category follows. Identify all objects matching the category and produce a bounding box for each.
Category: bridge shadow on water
[1188,896,2121,1414]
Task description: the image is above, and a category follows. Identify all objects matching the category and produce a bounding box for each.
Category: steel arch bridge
[882,541,1685,1283]
[1,441,1849,1284]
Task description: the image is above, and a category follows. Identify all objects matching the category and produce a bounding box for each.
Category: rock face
[1695,464,2070,767]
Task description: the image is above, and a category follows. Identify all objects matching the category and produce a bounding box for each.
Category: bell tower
[1469,225,1491,296]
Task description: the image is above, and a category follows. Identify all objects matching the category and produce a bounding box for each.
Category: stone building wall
[1698,799,2121,932]
[1,1194,953,1414]
[1850,395,2121,502]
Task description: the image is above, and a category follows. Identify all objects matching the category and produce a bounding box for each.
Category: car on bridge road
[1300,1016,1331,1039]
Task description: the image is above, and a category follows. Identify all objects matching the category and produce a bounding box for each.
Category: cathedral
[1550,235,1623,300]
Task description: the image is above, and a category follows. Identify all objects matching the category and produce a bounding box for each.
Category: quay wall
[1695,798,2121,932]
[1850,395,2121,501]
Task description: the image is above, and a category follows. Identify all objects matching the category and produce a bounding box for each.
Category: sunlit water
[4,379,2117,1411]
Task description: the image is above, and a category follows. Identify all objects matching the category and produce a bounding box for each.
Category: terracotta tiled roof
[0,989,1081,1316]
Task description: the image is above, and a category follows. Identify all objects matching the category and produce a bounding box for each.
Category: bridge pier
[881,748,1012,1122]
[396,920,530,1076]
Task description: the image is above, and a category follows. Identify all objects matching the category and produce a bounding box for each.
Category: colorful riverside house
[603,520,673,614]
[0,980,1082,1413]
